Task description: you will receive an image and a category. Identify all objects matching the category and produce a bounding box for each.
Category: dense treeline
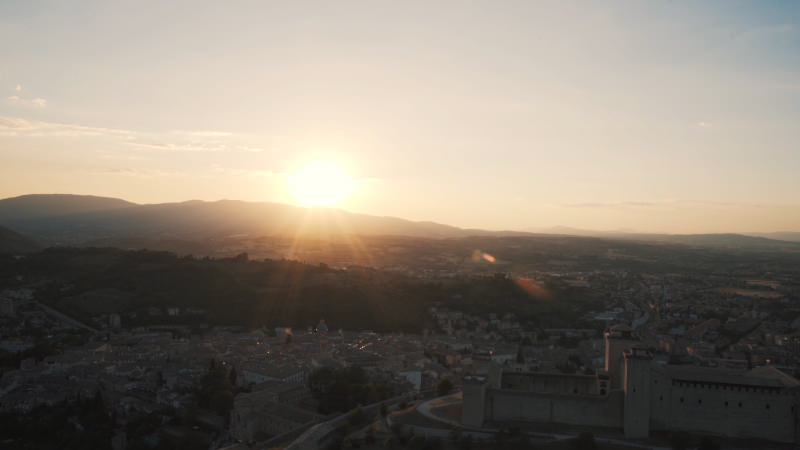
[308,366,395,414]
[0,247,603,332]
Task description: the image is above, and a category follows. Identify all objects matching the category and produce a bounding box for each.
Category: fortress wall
[501,373,598,395]
[648,370,673,430]
[650,379,797,443]
[486,389,624,429]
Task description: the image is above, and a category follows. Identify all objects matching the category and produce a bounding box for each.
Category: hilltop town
[0,236,798,449]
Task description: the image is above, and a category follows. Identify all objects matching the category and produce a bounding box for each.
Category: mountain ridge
[1,194,798,251]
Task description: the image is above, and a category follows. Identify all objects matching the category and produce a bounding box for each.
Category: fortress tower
[604,324,639,390]
[623,348,652,438]
[461,376,488,427]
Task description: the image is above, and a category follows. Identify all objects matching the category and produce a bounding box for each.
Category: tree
[380,402,388,417]
[436,378,454,396]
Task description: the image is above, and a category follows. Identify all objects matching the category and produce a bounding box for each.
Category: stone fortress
[461,325,800,443]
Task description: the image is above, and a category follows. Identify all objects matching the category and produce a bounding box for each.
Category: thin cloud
[126,141,231,153]
[0,116,131,137]
[7,95,48,108]
[0,115,267,157]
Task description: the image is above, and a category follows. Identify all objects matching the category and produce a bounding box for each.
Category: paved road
[35,301,98,333]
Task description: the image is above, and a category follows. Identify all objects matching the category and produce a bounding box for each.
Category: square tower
[623,348,652,439]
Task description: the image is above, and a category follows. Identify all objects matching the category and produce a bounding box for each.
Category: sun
[288,162,354,207]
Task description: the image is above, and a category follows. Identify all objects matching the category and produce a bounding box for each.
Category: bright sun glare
[289,162,354,207]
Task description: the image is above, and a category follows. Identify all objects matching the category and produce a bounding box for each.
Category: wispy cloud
[0,116,130,137]
[95,167,181,177]
[126,141,231,153]
[0,116,248,152]
[6,95,47,108]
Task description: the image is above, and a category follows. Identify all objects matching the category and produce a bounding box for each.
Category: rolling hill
[0,194,798,253]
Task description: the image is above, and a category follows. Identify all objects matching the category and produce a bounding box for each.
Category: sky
[1,0,799,233]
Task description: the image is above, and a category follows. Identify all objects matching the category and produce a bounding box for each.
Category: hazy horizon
[2,192,799,236]
[2,1,799,233]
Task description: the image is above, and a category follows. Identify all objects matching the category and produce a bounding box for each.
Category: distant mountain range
[0,194,798,252]
[743,231,800,243]
[0,194,527,245]
[532,226,800,247]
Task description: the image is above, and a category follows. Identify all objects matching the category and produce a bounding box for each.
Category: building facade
[461,325,800,443]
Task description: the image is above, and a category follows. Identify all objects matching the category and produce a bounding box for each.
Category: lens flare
[514,277,551,299]
[471,249,496,263]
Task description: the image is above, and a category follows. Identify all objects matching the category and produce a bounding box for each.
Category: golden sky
[1,1,799,233]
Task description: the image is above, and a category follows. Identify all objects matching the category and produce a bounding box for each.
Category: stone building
[462,324,800,443]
